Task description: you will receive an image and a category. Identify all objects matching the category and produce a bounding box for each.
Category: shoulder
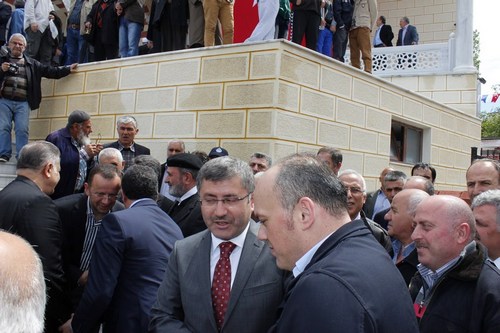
[54,193,86,211]
[103,141,119,149]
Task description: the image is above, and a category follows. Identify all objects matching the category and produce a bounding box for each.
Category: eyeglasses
[92,192,118,200]
[200,192,252,207]
[345,187,364,195]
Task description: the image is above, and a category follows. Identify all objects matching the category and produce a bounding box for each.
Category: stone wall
[30,40,479,191]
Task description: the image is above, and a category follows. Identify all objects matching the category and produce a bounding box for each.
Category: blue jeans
[65,26,85,65]
[0,99,30,159]
[119,17,142,58]
[317,28,333,56]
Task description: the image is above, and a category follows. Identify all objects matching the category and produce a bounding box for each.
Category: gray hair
[471,189,500,231]
[407,191,430,218]
[0,232,46,333]
[98,147,123,164]
[116,115,137,129]
[197,156,254,194]
[338,169,367,192]
[17,141,60,171]
[250,152,272,167]
[132,155,161,178]
[385,170,408,183]
[402,16,410,24]
[405,176,435,195]
[8,33,26,46]
[274,154,348,217]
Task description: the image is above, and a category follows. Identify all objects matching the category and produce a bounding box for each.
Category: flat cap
[67,110,90,126]
[167,153,203,170]
[208,146,228,158]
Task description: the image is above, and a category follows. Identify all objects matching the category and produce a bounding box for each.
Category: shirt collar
[211,222,250,254]
[178,186,198,204]
[391,239,415,263]
[293,231,334,277]
[86,196,103,227]
[118,141,135,152]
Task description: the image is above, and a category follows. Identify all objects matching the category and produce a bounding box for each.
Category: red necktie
[212,241,236,331]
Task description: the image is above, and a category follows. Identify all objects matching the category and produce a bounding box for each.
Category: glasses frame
[200,192,253,207]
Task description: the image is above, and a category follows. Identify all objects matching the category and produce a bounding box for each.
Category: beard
[168,183,186,198]
[77,129,91,146]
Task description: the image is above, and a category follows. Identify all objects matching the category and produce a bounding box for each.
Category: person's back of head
[122,164,158,202]
[404,176,435,195]
[133,155,161,179]
[98,147,124,172]
[0,231,46,333]
[17,141,60,172]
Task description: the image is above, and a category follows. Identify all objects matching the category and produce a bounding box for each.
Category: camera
[8,63,19,75]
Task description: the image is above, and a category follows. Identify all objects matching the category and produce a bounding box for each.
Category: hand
[320,18,326,27]
[295,0,301,5]
[69,63,78,72]
[84,21,92,29]
[115,2,123,15]
[1,62,10,72]
[49,14,55,20]
[330,24,336,32]
[147,41,153,49]
[77,270,89,286]
[84,144,98,158]
[30,22,39,32]
[58,315,74,333]
[95,144,103,155]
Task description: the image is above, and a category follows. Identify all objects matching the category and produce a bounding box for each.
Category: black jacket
[379,24,394,46]
[0,2,12,43]
[0,54,72,109]
[270,220,419,332]
[360,210,393,256]
[333,0,354,29]
[409,242,500,333]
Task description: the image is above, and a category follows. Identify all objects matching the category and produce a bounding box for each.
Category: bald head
[379,167,395,190]
[0,232,46,333]
[466,159,500,202]
[404,176,435,195]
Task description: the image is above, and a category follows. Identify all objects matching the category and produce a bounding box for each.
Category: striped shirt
[80,198,103,271]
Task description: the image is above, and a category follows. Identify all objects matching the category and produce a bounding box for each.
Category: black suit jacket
[0,176,71,331]
[55,193,125,308]
[104,140,151,156]
[362,189,381,220]
[160,192,207,237]
[373,207,390,230]
[379,24,394,46]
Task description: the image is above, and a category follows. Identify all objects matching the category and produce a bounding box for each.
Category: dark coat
[396,247,419,286]
[362,188,382,220]
[46,127,93,200]
[269,220,419,333]
[71,199,183,333]
[333,0,354,29]
[360,210,393,256]
[397,24,419,46]
[86,0,119,46]
[0,1,12,43]
[373,207,390,230]
[0,176,71,331]
[103,140,151,157]
[55,193,125,309]
[0,54,71,109]
[160,192,207,237]
[409,242,500,333]
[379,24,394,46]
[118,0,144,25]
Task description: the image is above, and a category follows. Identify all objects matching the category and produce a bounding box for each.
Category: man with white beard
[46,110,102,199]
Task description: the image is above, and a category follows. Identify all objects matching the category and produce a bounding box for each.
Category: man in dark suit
[373,15,393,47]
[104,115,150,171]
[373,170,407,230]
[61,164,184,333]
[396,16,418,46]
[0,141,71,332]
[149,156,286,333]
[253,155,419,332]
[55,165,124,310]
[363,166,393,219]
[159,153,207,237]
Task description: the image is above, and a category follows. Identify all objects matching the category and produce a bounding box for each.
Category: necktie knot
[219,241,236,259]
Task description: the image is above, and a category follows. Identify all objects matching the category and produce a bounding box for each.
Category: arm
[368,0,377,31]
[71,213,125,332]
[0,4,12,24]
[149,244,192,333]
[332,0,344,28]
[24,0,36,28]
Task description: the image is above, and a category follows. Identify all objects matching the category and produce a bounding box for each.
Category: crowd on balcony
[0,0,418,72]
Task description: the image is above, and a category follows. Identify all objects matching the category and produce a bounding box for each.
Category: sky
[474,0,499,95]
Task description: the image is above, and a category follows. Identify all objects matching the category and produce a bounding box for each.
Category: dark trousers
[291,10,320,50]
[332,25,348,61]
[93,29,118,61]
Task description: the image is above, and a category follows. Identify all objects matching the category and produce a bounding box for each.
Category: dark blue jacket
[269,220,419,333]
[71,199,183,333]
[333,0,354,29]
[46,127,89,199]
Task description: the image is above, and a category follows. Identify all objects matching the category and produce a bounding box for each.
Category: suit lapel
[223,222,263,325]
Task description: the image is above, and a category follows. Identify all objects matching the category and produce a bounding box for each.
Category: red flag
[492,94,499,103]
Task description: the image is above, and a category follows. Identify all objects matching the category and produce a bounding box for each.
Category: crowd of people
[0,0,421,71]
[0,109,499,332]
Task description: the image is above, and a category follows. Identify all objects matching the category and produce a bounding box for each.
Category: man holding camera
[0,33,77,163]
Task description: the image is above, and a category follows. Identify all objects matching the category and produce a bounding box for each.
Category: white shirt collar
[178,186,198,204]
[293,231,335,277]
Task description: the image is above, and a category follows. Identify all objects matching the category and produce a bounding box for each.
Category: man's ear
[84,182,90,196]
[43,162,53,179]
[294,197,315,231]
[456,222,471,244]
